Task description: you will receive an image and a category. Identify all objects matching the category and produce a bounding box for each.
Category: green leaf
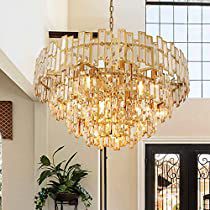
[66,164,81,178]
[48,180,60,187]
[53,161,66,182]
[74,184,92,207]
[40,155,51,166]
[71,169,89,186]
[52,146,65,159]
[63,152,77,173]
[47,181,61,193]
[34,188,49,210]
[38,170,52,185]
[55,160,66,171]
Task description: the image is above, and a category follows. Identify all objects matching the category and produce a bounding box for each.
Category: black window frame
[145,144,210,210]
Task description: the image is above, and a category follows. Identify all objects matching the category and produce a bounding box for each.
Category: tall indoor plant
[35,146,92,209]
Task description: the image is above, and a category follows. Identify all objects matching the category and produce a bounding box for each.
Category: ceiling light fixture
[34,0,190,150]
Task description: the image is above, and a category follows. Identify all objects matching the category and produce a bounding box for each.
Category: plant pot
[54,192,79,204]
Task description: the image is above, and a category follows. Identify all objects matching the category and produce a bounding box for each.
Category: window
[146,0,210,98]
[146,144,210,210]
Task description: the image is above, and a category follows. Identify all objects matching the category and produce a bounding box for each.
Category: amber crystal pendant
[34,28,190,150]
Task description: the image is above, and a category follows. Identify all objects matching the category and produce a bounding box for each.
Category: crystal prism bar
[34,29,190,151]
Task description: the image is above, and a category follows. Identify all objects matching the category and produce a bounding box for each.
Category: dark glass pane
[155,154,180,210]
[198,154,210,209]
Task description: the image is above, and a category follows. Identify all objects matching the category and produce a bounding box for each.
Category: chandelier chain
[109,0,114,31]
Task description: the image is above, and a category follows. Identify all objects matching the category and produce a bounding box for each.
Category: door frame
[137,136,210,210]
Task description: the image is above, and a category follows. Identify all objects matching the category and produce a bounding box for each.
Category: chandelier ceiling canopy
[34,0,190,150]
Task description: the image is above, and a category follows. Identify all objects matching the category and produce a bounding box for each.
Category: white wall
[108,148,137,210]
[46,0,69,31]
[155,99,210,137]
[0,0,47,83]
[0,70,34,210]
[69,0,144,32]
[0,0,68,85]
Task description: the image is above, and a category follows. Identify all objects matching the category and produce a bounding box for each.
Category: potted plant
[34,146,92,209]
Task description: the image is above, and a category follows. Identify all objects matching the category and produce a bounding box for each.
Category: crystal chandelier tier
[34,0,190,150]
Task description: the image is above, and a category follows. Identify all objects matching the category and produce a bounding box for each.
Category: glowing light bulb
[135,107,141,116]
[99,101,105,114]
[98,59,105,68]
[138,81,144,96]
[86,77,91,89]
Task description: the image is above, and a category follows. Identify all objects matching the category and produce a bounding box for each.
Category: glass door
[197,154,210,210]
[155,154,180,210]
[145,144,210,210]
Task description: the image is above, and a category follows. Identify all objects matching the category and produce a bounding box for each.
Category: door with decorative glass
[146,144,210,210]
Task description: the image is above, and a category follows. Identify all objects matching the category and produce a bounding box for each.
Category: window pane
[188,62,202,80]
[174,6,187,23]
[146,24,160,38]
[203,7,210,23]
[188,43,201,61]
[155,154,180,210]
[188,6,201,23]
[189,81,202,98]
[203,44,210,61]
[203,62,210,80]
[146,4,210,98]
[174,25,187,42]
[188,25,201,42]
[175,43,187,56]
[147,6,159,23]
[160,6,173,23]
[203,82,210,98]
[203,25,210,42]
[160,24,173,42]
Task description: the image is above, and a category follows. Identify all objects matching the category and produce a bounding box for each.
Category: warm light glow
[34,29,190,150]
[138,81,144,96]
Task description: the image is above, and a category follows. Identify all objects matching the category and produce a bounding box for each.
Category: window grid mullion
[146,1,210,98]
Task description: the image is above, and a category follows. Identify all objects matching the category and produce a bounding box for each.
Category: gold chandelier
[34,0,190,150]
